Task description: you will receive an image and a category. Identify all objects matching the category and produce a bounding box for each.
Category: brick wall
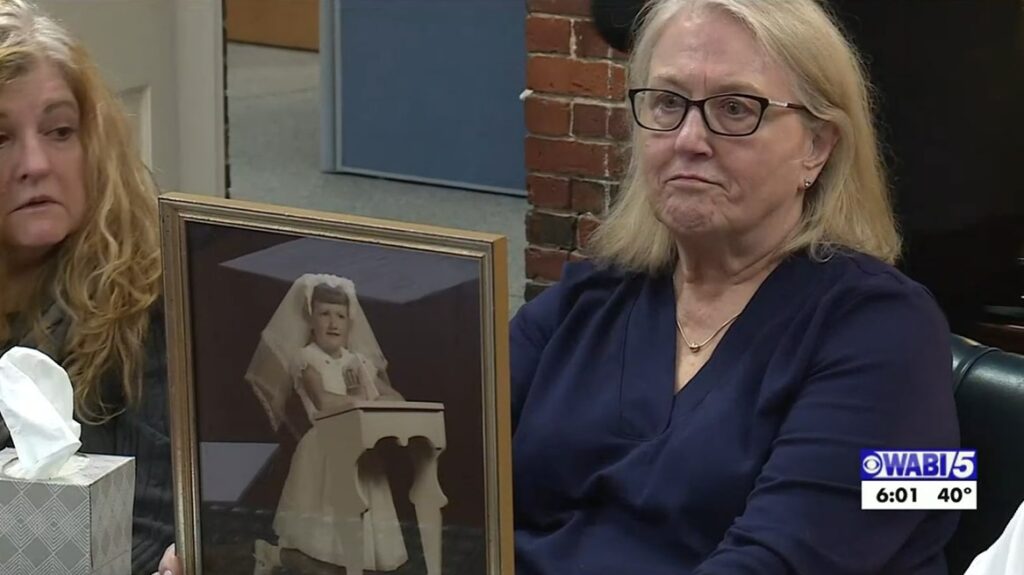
[523,0,630,299]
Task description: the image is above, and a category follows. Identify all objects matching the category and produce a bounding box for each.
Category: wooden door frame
[177,0,227,198]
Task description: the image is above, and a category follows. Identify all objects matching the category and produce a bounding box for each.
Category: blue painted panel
[336,0,526,195]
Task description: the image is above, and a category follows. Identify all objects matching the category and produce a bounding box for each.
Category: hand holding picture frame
[159,193,512,575]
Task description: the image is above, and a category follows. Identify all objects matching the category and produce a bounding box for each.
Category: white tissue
[0,346,82,480]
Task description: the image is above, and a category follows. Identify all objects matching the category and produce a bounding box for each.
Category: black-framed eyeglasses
[628,88,809,137]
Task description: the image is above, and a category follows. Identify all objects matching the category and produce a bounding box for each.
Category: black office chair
[945,335,1024,574]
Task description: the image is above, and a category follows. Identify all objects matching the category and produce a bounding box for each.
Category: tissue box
[0,448,134,574]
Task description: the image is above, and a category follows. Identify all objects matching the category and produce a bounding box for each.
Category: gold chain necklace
[675,312,740,353]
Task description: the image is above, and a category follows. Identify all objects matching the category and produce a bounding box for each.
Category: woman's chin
[657,205,720,239]
[4,228,70,260]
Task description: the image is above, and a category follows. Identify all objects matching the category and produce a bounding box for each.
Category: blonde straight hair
[588,0,900,274]
[0,0,161,421]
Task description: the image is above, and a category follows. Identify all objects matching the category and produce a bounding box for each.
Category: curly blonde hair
[0,0,161,421]
[589,0,900,273]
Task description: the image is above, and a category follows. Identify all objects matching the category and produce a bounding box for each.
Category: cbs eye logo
[862,453,883,477]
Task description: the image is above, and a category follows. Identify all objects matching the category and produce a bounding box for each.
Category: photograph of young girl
[174,220,502,575]
[245,274,409,573]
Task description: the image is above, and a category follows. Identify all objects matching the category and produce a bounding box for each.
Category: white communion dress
[272,343,409,570]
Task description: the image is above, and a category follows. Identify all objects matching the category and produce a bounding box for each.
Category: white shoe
[253,539,281,575]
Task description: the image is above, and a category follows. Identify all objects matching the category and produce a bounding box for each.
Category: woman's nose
[15,133,52,182]
[672,107,714,156]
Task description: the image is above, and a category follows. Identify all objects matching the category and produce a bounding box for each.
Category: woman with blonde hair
[0,1,176,573]
[512,0,958,573]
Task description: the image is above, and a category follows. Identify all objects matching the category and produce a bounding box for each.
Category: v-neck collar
[616,251,819,440]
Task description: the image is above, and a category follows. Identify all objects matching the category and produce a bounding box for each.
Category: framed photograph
[159,193,512,575]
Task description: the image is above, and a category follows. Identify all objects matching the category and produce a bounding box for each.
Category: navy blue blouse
[511,251,959,575]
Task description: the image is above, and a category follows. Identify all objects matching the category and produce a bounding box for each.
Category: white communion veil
[245,273,387,431]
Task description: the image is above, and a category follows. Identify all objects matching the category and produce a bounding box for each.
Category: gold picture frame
[159,193,512,575]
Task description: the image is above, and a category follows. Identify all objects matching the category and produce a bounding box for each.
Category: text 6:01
[876,487,918,504]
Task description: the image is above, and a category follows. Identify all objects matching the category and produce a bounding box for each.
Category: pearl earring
[803,178,814,189]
